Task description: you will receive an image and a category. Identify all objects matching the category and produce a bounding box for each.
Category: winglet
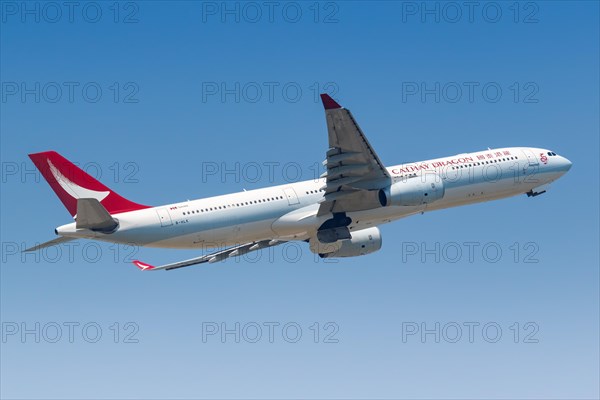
[320,93,342,110]
[132,260,156,271]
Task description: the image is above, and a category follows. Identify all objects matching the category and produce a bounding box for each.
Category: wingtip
[320,93,342,110]
[132,260,156,271]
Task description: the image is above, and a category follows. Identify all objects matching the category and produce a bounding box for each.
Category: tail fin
[29,151,150,217]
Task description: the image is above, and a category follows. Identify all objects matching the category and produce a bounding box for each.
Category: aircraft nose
[559,156,572,172]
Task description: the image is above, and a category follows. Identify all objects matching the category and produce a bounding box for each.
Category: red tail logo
[29,151,150,217]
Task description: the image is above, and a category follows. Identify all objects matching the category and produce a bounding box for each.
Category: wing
[318,94,391,216]
[132,240,284,271]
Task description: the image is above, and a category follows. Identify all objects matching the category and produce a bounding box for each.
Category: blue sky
[1,1,598,399]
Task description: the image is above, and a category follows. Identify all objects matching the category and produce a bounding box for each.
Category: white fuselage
[55,147,571,249]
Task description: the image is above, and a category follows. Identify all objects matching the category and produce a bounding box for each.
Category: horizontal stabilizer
[23,236,77,252]
[76,198,119,232]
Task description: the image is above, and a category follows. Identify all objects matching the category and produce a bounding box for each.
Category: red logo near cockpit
[540,153,548,164]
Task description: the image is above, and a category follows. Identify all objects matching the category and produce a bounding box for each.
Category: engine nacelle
[310,227,382,258]
[378,174,445,206]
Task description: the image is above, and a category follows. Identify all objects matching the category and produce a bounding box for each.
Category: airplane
[25,94,572,270]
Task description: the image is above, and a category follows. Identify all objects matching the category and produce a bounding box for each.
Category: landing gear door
[156,208,172,227]
[283,187,300,205]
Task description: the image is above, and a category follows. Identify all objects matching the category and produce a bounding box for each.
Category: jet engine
[378,174,445,206]
[309,227,382,258]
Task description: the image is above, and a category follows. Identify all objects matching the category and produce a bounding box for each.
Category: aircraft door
[521,149,540,184]
[283,187,300,205]
[156,208,173,227]
[522,149,539,166]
